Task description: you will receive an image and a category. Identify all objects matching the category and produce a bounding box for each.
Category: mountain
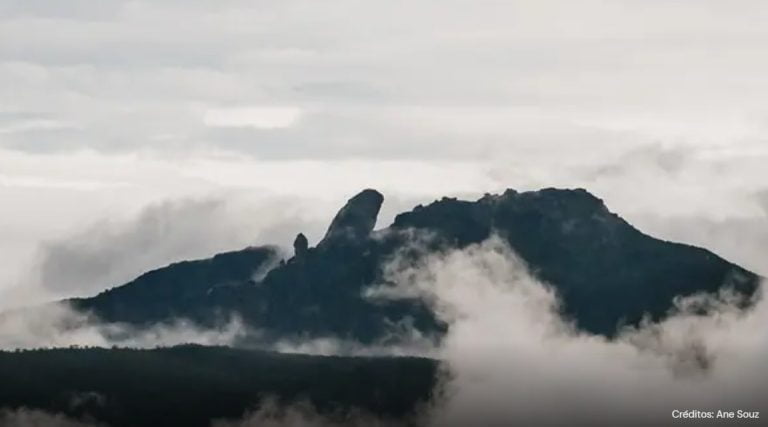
[69,188,759,342]
[0,345,436,427]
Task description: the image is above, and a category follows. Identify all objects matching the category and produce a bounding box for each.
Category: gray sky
[2,0,768,305]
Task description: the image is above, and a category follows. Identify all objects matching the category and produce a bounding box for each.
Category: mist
[0,235,765,426]
[212,399,409,427]
[0,191,339,310]
[0,408,104,427]
[368,236,767,426]
[0,303,246,350]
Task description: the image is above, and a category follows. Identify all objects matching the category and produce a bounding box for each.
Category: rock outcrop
[319,189,383,245]
[293,233,309,259]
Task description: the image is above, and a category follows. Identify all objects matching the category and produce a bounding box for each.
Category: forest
[0,345,438,427]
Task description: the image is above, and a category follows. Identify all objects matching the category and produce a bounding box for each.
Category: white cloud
[212,399,400,427]
[371,237,768,426]
[0,174,127,191]
[204,106,302,129]
[0,302,246,351]
[0,118,79,135]
[0,408,101,427]
[0,235,765,426]
[3,0,768,159]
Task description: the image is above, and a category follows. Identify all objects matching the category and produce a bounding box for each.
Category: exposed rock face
[293,233,309,259]
[320,189,384,245]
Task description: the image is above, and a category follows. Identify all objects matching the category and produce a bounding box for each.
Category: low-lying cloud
[1,236,766,426]
[0,303,246,351]
[0,194,330,309]
[0,408,104,427]
[369,236,768,426]
[212,399,406,427]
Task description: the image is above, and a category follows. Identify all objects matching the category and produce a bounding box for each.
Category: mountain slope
[70,188,759,341]
[391,188,757,334]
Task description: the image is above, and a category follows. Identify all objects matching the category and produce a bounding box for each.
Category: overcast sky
[2,0,768,305]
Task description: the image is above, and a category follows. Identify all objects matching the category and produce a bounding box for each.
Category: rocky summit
[70,188,759,343]
[320,188,384,245]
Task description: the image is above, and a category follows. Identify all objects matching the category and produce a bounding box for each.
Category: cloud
[625,188,768,277]
[0,302,247,351]
[0,235,766,426]
[636,213,768,277]
[0,196,327,306]
[369,236,768,426]
[583,143,692,179]
[0,147,497,305]
[212,398,406,427]
[272,322,439,358]
[0,408,103,427]
[4,0,768,160]
[204,106,302,129]
[32,198,262,298]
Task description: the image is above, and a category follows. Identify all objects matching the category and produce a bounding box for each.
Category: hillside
[69,188,759,341]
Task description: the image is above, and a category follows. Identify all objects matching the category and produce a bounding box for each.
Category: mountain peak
[320,189,384,245]
[69,186,759,342]
[497,187,612,220]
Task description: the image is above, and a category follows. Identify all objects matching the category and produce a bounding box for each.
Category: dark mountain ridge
[69,188,759,342]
